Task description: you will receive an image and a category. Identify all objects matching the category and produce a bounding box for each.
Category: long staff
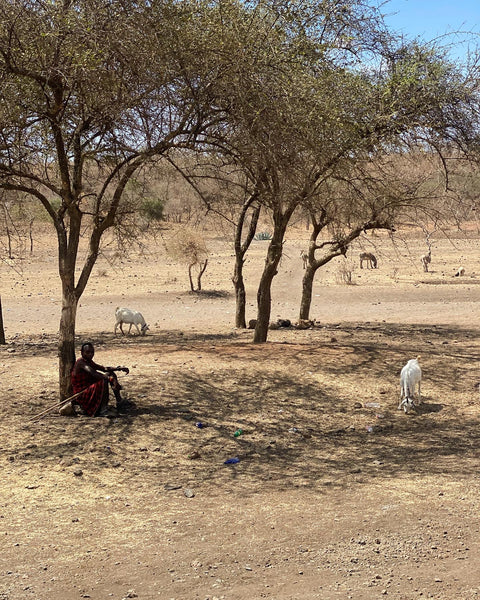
[27,390,86,423]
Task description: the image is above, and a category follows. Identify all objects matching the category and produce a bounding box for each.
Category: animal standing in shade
[399,356,422,414]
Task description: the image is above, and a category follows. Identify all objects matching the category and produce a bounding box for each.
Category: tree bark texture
[58,289,78,400]
[253,210,291,343]
[299,265,315,321]
[233,265,247,328]
[232,199,261,329]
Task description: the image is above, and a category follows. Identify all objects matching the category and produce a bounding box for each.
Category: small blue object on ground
[195,422,204,428]
[224,457,240,464]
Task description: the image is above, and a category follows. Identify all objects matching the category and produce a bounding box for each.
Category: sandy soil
[1,225,480,600]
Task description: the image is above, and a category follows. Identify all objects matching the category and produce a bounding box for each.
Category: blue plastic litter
[224,457,240,464]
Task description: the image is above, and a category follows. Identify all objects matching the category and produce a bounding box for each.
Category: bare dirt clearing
[1,227,480,600]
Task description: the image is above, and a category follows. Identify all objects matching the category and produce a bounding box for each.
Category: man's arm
[82,362,110,381]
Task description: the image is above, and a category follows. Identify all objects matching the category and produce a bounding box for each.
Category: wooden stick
[27,389,86,423]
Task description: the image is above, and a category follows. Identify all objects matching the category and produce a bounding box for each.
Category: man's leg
[96,383,117,417]
[115,389,136,412]
[109,374,136,412]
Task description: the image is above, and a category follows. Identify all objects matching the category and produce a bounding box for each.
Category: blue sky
[382,0,480,58]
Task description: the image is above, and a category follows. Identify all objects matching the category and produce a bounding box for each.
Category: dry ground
[1,225,480,600]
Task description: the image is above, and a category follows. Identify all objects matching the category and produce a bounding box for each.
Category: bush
[140,198,165,221]
[254,231,272,241]
[336,258,357,285]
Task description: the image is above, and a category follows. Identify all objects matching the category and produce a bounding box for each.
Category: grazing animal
[421,250,431,272]
[114,307,149,336]
[359,252,377,269]
[454,266,465,277]
[300,250,308,269]
[399,356,422,414]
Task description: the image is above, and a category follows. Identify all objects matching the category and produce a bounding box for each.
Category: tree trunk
[253,222,289,343]
[233,261,247,328]
[197,259,208,291]
[188,263,195,291]
[298,211,328,322]
[29,219,34,254]
[299,264,316,320]
[6,223,12,259]
[0,295,5,345]
[254,259,277,342]
[232,199,261,329]
[58,288,78,400]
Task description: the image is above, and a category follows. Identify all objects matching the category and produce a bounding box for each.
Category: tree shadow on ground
[6,321,480,495]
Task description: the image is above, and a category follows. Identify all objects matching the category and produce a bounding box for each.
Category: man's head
[80,342,95,361]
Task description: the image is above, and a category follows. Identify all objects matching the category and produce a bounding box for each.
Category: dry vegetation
[1,224,480,599]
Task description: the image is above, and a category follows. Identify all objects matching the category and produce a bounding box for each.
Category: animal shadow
[414,401,443,415]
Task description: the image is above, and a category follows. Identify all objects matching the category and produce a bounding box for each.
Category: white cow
[114,307,149,336]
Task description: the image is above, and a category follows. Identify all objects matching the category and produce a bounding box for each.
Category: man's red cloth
[71,358,106,416]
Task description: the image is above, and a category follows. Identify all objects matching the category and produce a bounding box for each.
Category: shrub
[336,258,357,285]
[254,231,272,241]
[140,198,165,221]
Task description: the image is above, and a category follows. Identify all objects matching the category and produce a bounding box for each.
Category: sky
[382,0,480,59]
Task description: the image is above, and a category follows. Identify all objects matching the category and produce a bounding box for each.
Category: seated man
[60,342,134,417]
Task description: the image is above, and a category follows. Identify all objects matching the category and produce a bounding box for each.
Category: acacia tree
[169,1,406,338]
[0,0,222,397]
[297,42,480,320]
[216,4,480,342]
[167,228,209,292]
[298,157,430,320]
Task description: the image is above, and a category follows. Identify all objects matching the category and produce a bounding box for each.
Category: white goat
[454,266,465,277]
[114,307,149,336]
[399,356,422,413]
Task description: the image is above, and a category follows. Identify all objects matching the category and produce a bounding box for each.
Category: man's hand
[106,366,129,374]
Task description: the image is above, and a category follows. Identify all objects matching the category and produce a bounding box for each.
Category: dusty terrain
[1,224,480,600]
